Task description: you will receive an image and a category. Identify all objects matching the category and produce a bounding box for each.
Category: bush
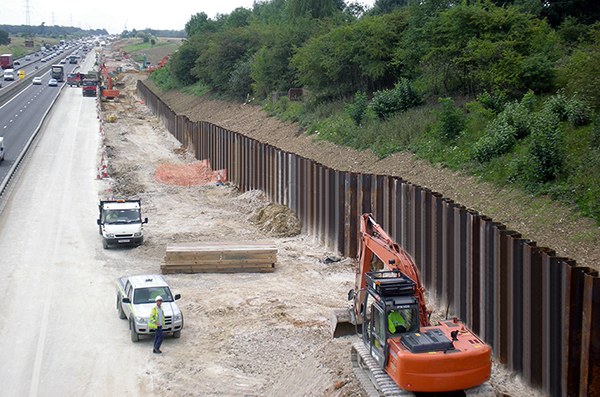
[498,101,531,139]
[369,79,421,120]
[565,96,592,127]
[526,114,563,184]
[432,98,466,142]
[476,89,508,114]
[473,121,517,162]
[345,92,369,126]
[543,92,569,121]
[228,59,253,100]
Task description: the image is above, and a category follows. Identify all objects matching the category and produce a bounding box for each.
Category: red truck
[1,54,13,69]
[82,76,97,97]
[67,72,82,87]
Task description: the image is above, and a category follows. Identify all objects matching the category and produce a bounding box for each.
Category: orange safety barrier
[155,160,227,186]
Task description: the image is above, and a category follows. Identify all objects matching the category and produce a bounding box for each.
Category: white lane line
[29,286,52,397]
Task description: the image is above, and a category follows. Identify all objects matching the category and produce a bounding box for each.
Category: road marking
[29,286,52,397]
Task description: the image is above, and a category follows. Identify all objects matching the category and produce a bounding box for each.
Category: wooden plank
[163,240,277,274]
[165,252,277,260]
[161,263,275,274]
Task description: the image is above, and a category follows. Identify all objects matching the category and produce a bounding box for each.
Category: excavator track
[350,341,495,397]
[351,341,413,397]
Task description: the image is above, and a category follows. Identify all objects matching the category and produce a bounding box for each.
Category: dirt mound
[249,203,302,238]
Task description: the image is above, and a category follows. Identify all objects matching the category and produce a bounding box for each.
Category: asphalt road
[0,62,79,182]
[0,52,149,396]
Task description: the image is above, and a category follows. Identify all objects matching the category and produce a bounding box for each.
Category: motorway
[0,57,80,182]
[0,50,147,396]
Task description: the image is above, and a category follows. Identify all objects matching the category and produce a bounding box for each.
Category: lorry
[82,75,97,97]
[97,199,148,249]
[67,72,82,87]
[116,274,183,342]
[1,54,13,69]
[51,65,64,82]
[332,214,492,395]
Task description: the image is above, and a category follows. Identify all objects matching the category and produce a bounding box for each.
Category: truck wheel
[117,298,126,319]
[130,320,139,342]
[173,330,181,338]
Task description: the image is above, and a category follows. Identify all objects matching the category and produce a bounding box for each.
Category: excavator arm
[354,214,430,327]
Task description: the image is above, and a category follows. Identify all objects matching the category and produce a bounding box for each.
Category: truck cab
[97,199,148,249]
[3,69,14,81]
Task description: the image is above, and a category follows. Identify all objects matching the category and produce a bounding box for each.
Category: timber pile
[162,241,277,274]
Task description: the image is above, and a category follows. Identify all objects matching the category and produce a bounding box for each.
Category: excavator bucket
[330,307,361,338]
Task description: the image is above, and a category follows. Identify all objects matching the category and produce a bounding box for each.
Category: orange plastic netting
[155,160,227,186]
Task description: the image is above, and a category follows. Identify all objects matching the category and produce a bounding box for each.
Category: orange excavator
[98,63,119,100]
[147,54,171,72]
[333,214,493,396]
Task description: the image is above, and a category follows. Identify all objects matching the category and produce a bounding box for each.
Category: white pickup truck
[116,274,184,342]
[97,199,148,249]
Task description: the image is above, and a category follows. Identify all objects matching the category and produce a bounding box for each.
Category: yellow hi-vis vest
[388,311,407,333]
[149,306,163,330]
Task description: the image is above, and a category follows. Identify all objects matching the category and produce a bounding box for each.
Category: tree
[185,12,221,38]
[0,29,10,45]
[226,7,253,28]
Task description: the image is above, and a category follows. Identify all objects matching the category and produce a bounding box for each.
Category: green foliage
[291,12,408,98]
[369,78,421,119]
[149,66,181,91]
[476,90,508,114]
[0,29,10,45]
[431,98,465,142]
[473,121,517,163]
[228,58,254,99]
[518,112,563,186]
[185,12,222,37]
[286,0,340,19]
[566,96,592,127]
[180,81,211,97]
[169,39,200,86]
[345,92,369,125]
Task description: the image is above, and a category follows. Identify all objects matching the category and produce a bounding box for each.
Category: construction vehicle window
[372,305,385,352]
[388,307,416,334]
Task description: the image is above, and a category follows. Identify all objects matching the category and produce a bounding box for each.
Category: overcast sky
[1,0,274,35]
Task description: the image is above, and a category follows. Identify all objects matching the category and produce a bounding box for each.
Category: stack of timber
[162,241,277,274]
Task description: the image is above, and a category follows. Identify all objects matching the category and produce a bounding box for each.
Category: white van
[4,69,14,81]
[0,137,4,163]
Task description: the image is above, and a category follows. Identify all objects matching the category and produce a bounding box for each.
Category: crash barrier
[137,80,599,396]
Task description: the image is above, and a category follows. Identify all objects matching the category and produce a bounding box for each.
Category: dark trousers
[154,326,164,350]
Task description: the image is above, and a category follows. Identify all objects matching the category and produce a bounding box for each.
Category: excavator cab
[360,271,421,370]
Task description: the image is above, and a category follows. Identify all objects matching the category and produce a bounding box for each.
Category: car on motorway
[32,77,42,85]
[25,55,31,61]
[41,58,46,63]
[0,137,4,163]
[48,78,58,87]
[14,60,20,66]
[60,58,66,64]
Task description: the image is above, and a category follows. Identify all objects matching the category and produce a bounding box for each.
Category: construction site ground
[98,59,598,395]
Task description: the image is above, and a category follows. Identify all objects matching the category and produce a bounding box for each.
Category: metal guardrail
[137,80,599,396]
